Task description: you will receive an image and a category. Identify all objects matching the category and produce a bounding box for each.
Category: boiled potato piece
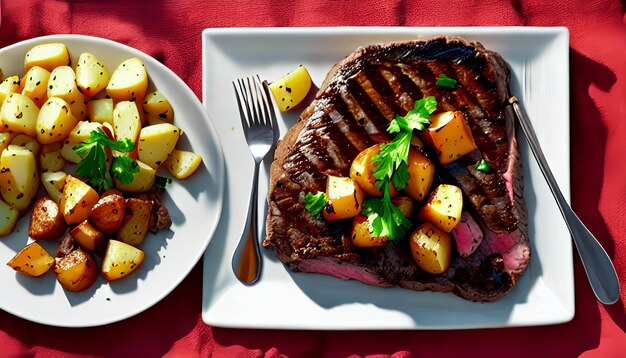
[70,220,107,254]
[116,198,153,246]
[60,121,102,163]
[47,66,88,120]
[428,111,477,165]
[90,190,126,234]
[349,144,398,198]
[75,52,109,99]
[0,145,38,210]
[28,197,66,241]
[0,75,21,106]
[101,239,145,281]
[113,101,141,146]
[106,58,148,102]
[418,184,463,233]
[322,175,364,222]
[7,242,55,277]
[405,148,435,201]
[59,175,100,225]
[409,223,452,274]
[350,196,414,248]
[0,93,39,137]
[0,132,14,152]
[162,149,202,179]
[39,142,66,172]
[137,123,181,169]
[36,97,78,144]
[54,247,98,291]
[0,198,19,236]
[146,114,168,126]
[41,171,67,202]
[21,66,50,107]
[114,159,155,193]
[87,98,113,125]
[10,133,41,155]
[269,65,312,111]
[24,43,70,72]
[142,91,173,122]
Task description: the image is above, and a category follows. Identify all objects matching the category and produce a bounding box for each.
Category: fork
[231,75,278,285]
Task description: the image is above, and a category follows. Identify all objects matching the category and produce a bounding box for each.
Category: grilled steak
[263,37,529,302]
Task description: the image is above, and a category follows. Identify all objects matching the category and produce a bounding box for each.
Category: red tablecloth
[1,0,625,357]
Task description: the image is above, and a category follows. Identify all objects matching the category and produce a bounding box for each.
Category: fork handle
[232,162,263,285]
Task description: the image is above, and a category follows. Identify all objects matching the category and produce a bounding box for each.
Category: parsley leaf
[436,74,458,89]
[111,155,139,184]
[476,159,491,172]
[362,181,412,239]
[304,192,327,217]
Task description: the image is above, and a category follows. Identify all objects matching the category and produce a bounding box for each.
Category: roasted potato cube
[90,191,126,234]
[0,93,39,137]
[162,149,202,180]
[7,242,55,277]
[405,148,435,201]
[24,43,70,73]
[137,123,181,169]
[418,184,463,233]
[29,197,66,241]
[41,170,67,202]
[54,247,98,291]
[87,98,114,125]
[47,65,88,120]
[106,57,148,103]
[409,223,452,274]
[70,220,108,255]
[116,198,153,246]
[269,65,312,112]
[75,52,110,99]
[113,101,141,146]
[21,66,50,108]
[142,91,173,122]
[59,175,99,225]
[0,198,19,236]
[0,75,21,106]
[101,239,145,281]
[10,133,41,155]
[36,97,78,144]
[322,175,364,222]
[428,111,477,165]
[114,159,155,193]
[0,145,39,210]
[349,144,398,198]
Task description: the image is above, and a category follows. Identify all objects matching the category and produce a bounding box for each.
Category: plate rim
[201,26,573,330]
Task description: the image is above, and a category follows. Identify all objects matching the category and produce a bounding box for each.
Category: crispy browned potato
[59,175,99,225]
[117,198,153,246]
[54,247,98,292]
[28,197,67,241]
[70,220,108,255]
[89,192,126,234]
[7,242,55,277]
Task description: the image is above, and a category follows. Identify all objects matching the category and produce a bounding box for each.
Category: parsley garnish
[304,192,327,217]
[436,74,457,89]
[476,159,491,172]
[74,128,138,192]
[365,97,438,241]
[155,175,172,190]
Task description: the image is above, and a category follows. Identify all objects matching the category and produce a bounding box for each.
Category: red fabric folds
[1,0,625,357]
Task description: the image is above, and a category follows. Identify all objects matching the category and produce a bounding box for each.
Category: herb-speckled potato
[106,57,148,103]
[7,242,55,277]
[101,239,144,281]
[24,43,70,73]
[59,175,99,225]
[54,247,98,291]
[0,93,39,137]
[29,196,66,241]
[116,197,153,246]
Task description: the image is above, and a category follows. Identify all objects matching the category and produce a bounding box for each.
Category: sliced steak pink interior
[263,36,529,302]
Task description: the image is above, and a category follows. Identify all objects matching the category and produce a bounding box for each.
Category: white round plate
[0,35,224,327]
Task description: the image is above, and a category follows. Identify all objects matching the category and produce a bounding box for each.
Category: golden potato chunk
[405,148,435,202]
[101,239,145,281]
[36,97,78,144]
[54,247,98,292]
[21,66,50,108]
[87,98,114,125]
[29,196,67,241]
[41,170,67,202]
[162,149,202,180]
[137,123,181,169]
[70,220,108,254]
[322,175,364,222]
[350,144,398,198]
[0,75,21,106]
[114,159,155,193]
[75,52,110,99]
[7,242,55,277]
[418,184,463,233]
[39,142,66,172]
[0,93,39,137]
[24,43,70,73]
[10,133,41,155]
[60,121,103,163]
[269,65,312,111]
[59,175,100,225]
[113,101,141,146]
[142,90,173,122]
[106,58,148,102]
[117,198,153,246]
[0,198,19,236]
[428,111,477,165]
[409,223,452,274]
[47,66,88,120]
[0,145,39,210]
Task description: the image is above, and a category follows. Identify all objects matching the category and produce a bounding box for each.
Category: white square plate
[201,27,573,330]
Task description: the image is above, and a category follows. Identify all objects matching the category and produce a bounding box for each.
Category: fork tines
[233,75,275,134]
